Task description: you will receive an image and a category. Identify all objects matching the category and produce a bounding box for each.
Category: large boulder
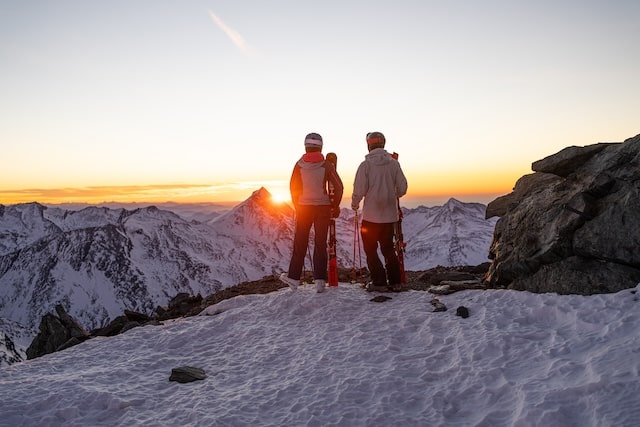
[485,134,640,295]
[26,304,90,359]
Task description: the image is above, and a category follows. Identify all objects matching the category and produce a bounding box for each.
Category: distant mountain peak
[5,202,47,214]
[445,197,463,206]
[252,187,272,200]
[236,186,292,217]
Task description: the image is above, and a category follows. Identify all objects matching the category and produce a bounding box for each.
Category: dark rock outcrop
[430,298,448,312]
[90,309,155,337]
[370,295,392,303]
[169,366,207,383]
[26,304,90,359]
[456,306,470,318]
[485,134,640,294]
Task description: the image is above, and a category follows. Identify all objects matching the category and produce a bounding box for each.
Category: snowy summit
[1,282,639,426]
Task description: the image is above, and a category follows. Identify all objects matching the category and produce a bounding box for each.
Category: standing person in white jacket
[351,132,408,292]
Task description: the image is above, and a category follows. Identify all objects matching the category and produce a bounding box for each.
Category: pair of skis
[394,202,407,285]
[391,152,406,286]
[327,153,339,287]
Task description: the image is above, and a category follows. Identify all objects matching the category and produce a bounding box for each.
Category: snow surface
[1,283,639,427]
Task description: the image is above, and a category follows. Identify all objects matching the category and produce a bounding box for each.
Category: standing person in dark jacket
[280,132,344,293]
[351,131,408,292]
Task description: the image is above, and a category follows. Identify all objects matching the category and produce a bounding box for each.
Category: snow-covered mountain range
[401,198,496,268]
[0,188,497,366]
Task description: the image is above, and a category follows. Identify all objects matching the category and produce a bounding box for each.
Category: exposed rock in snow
[485,133,640,294]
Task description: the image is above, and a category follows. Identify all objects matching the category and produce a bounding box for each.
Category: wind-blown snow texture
[0,190,496,365]
[1,283,638,426]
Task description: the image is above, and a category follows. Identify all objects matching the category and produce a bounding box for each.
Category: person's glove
[331,206,341,218]
[351,204,359,211]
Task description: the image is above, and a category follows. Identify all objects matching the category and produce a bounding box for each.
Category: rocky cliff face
[485,134,640,294]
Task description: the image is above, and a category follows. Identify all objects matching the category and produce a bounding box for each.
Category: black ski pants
[360,220,401,287]
[288,204,330,281]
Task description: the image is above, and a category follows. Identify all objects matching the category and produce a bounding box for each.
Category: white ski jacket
[351,148,408,223]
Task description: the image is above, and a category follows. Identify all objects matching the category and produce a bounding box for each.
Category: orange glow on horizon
[0,184,246,205]
[406,168,525,198]
[0,165,526,206]
[0,178,518,206]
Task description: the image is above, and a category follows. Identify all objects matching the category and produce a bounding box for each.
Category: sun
[270,190,291,204]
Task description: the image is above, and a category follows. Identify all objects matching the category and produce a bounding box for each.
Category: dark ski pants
[288,204,330,281]
[360,220,401,287]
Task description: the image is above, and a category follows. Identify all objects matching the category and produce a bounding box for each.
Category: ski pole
[305,239,314,284]
[352,211,357,283]
[351,210,363,284]
[356,213,362,284]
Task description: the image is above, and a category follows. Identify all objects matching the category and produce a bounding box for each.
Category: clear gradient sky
[1,1,638,207]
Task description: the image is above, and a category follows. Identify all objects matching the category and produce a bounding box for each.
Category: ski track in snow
[1,283,639,426]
